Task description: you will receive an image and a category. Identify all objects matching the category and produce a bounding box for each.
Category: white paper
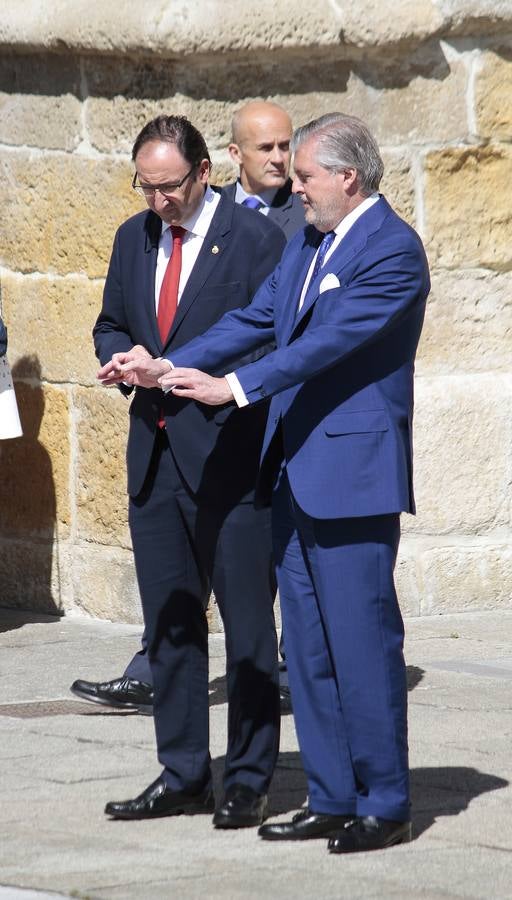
[0,355,23,439]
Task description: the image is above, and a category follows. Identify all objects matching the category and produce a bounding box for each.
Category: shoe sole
[328,828,412,853]
[70,686,151,713]
[259,828,342,841]
[106,801,215,820]
[213,817,265,829]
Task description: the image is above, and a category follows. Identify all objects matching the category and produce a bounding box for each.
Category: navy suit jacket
[93,192,286,503]
[222,179,306,240]
[169,196,430,519]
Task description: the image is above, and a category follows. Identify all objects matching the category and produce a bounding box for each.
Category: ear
[341,168,358,192]
[228,142,243,165]
[198,158,211,184]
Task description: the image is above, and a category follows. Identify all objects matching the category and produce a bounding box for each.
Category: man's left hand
[118,357,172,388]
[159,368,234,406]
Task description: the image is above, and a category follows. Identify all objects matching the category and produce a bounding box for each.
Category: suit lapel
[280,227,321,340]
[142,211,162,351]
[290,197,391,337]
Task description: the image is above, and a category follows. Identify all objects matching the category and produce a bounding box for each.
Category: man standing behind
[223,100,305,239]
[95,115,285,828]
[71,100,304,715]
[112,112,430,852]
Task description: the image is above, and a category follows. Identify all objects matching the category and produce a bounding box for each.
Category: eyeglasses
[132,166,196,198]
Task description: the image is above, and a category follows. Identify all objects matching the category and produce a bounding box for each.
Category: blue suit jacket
[93,192,286,501]
[222,179,306,240]
[169,196,430,519]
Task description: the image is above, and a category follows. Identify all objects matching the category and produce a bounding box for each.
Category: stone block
[71,544,142,623]
[407,375,512,535]
[475,50,512,141]
[0,537,71,614]
[2,273,102,385]
[423,146,512,270]
[0,151,143,278]
[438,1,512,36]
[74,386,130,548]
[86,93,235,155]
[341,0,443,48]
[416,270,512,375]
[380,151,416,226]
[0,377,70,539]
[0,51,82,151]
[395,539,422,617]
[421,544,512,614]
[1,1,511,57]
[272,49,468,146]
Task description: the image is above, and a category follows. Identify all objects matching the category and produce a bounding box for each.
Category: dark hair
[131,115,211,168]
[292,112,384,195]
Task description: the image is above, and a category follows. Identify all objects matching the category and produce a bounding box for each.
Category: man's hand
[97,345,151,387]
[117,355,172,389]
[159,368,234,406]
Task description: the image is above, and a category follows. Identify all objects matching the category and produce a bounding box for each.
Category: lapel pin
[211,245,219,254]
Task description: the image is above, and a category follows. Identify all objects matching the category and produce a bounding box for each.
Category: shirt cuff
[156,357,174,393]
[225,372,249,408]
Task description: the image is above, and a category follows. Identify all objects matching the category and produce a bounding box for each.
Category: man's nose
[269,144,285,165]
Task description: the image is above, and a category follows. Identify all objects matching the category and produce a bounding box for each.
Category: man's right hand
[97,345,151,387]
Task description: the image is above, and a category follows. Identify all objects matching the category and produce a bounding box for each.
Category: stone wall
[0,1,510,626]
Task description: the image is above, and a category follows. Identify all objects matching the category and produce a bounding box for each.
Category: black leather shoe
[327,816,412,853]
[105,777,214,820]
[213,784,268,828]
[258,807,353,841]
[70,676,154,714]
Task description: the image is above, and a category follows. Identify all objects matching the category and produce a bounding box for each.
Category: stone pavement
[1,607,512,900]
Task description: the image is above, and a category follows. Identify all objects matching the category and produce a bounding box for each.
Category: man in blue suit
[95,115,285,827]
[111,112,430,852]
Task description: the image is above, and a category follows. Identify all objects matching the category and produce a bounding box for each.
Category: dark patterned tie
[299,231,336,313]
[310,230,336,283]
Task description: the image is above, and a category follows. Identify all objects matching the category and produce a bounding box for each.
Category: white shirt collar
[331,193,380,241]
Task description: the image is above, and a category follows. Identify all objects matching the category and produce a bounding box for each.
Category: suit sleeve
[168,260,281,374]
[171,234,428,403]
[236,237,429,403]
[93,230,136,366]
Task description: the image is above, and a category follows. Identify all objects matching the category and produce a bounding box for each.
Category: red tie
[158,225,186,343]
[157,225,185,429]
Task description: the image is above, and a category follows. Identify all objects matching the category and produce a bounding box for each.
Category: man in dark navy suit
[71,101,304,714]
[93,115,285,827]
[114,112,430,852]
[222,100,306,240]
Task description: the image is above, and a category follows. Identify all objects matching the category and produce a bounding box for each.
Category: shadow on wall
[0,355,60,614]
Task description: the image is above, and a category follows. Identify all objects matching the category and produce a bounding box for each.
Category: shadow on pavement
[411,766,509,838]
[0,606,62,634]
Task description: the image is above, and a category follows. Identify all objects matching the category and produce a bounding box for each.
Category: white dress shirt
[155,185,221,312]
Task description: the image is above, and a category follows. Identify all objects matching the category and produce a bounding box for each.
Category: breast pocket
[324,410,389,436]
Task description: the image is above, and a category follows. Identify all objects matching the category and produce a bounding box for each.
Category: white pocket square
[319,272,341,293]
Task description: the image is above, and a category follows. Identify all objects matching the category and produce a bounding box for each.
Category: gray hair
[291,113,384,195]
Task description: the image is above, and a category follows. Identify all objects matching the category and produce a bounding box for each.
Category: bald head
[229,101,293,194]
